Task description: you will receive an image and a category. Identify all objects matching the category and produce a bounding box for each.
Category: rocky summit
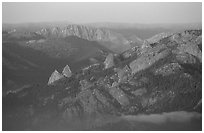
[48,64,72,85]
[104,53,115,69]
[3,29,202,130]
[48,70,64,85]
[62,65,72,78]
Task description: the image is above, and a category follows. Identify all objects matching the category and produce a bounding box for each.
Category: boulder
[104,53,115,69]
[48,70,64,85]
[62,65,72,78]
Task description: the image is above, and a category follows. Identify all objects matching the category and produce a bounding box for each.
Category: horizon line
[2,21,202,25]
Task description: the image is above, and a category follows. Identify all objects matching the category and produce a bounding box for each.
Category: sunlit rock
[129,49,170,74]
[104,53,115,69]
[62,65,72,78]
[48,70,63,85]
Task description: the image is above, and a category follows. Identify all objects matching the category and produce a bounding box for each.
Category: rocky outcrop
[129,49,170,74]
[48,64,72,85]
[104,53,115,69]
[48,70,64,85]
[147,32,173,44]
[62,65,72,78]
[108,86,130,106]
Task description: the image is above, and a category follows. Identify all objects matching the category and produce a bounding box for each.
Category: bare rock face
[104,53,115,69]
[129,49,170,74]
[48,70,64,85]
[146,32,173,44]
[62,65,72,78]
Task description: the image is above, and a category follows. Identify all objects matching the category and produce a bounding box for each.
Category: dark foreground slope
[2,30,202,130]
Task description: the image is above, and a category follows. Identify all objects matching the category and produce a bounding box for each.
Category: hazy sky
[2,2,202,24]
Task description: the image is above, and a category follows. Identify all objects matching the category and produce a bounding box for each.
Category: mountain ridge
[3,29,202,130]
